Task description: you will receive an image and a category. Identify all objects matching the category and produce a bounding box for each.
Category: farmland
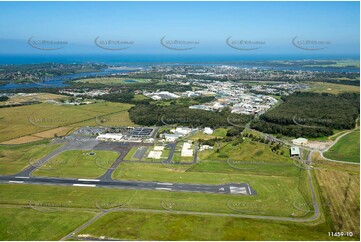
[313,152,360,238]
[0,102,133,143]
[306,82,360,95]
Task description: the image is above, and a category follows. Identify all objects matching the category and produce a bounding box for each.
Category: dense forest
[128,104,252,128]
[251,92,360,138]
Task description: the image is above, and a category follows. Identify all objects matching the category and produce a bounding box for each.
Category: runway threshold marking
[157,182,173,186]
[73,184,96,187]
[156,187,172,191]
[247,185,252,195]
[78,179,100,182]
[9,181,24,184]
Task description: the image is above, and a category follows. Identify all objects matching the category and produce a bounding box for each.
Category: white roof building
[292,138,308,146]
[204,127,214,135]
[163,133,183,142]
[290,147,301,157]
[181,142,193,157]
[199,145,213,151]
[154,146,165,151]
[148,151,162,159]
[175,127,192,135]
[96,133,123,141]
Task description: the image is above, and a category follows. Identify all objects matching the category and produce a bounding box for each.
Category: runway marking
[15,176,29,179]
[157,182,173,186]
[73,184,96,187]
[9,181,24,184]
[247,185,252,195]
[78,179,100,182]
[156,187,172,191]
[230,186,247,195]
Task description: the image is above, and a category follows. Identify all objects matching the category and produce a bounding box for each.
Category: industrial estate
[0,1,360,241]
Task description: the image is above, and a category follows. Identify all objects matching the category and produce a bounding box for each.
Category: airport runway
[9,138,257,196]
[0,175,256,196]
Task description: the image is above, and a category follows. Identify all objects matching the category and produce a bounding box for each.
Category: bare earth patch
[1,136,44,145]
[304,140,332,150]
[34,127,75,138]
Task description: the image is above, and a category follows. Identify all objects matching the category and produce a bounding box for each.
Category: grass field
[0,141,61,175]
[0,102,133,143]
[189,160,299,177]
[112,161,309,217]
[305,82,360,94]
[312,152,360,237]
[324,131,360,163]
[124,147,140,161]
[189,128,228,141]
[0,181,332,241]
[194,138,299,177]
[304,60,360,68]
[199,139,291,163]
[33,150,119,179]
[132,94,151,102]
[77,210,335,241]
[0,178,310,218]
[0,207,94,241]
[171,142,194,163]
[0,93,68,106]
[316,170,360,236]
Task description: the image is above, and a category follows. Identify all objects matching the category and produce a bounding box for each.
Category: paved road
[97,148,130,182]
[133,146,148,160]
[305,150,320,219]
[163,142,176,164]
[15,139,101,177]
[15,140,153,178]
[318,128,360,165]
[193,141,199,163]
[0,175,256,195]
[60,211,108,241]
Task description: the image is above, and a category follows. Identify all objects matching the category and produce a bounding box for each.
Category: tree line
[128,104,252,128]
[252,92,360,138]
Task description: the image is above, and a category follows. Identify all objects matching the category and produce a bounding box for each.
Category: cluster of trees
[94,93,145,104]
[198,137,222,147]
[251,120,333,138]
[128,104,252,128]
[252,92,360,138]
[243,133,284,154]
[0,96,9,101]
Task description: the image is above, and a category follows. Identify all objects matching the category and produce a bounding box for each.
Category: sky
[0,1,359,56]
